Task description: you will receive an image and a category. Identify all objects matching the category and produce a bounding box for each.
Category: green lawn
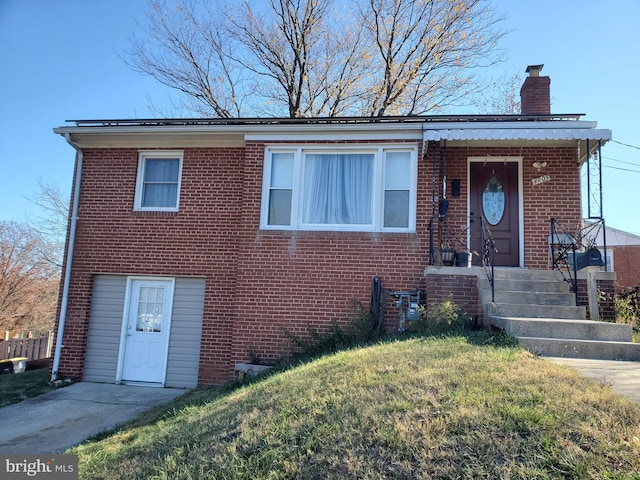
[0,368,58,408]
[70,332,640,479]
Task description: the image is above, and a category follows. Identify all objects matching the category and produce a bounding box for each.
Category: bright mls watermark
[1,455,78,479]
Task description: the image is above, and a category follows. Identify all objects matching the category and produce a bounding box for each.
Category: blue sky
[1,0,639,234]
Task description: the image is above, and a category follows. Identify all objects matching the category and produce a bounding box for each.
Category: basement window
[261,145,417,232]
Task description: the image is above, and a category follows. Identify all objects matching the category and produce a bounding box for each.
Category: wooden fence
[0,332,53,361]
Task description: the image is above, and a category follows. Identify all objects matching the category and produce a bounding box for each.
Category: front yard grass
[71,332,640,479]
[0,368,58,408]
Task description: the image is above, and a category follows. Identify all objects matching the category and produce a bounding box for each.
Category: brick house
[589,223,640,290]
[51,66,614,387]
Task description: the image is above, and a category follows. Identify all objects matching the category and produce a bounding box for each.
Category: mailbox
[576,248,603,270]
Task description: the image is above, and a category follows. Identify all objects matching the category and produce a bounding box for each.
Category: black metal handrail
[549,217,606,306]
[479,217,497,303]
[550,218,579,305]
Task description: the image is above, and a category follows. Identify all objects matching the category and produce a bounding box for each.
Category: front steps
[482,268,640,361]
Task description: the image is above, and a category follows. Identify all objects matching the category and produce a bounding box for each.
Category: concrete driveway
[0,382,188,454]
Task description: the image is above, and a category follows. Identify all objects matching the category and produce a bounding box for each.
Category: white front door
[120,278,174,384]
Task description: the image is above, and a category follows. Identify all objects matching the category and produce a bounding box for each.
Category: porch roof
[423,126,612,142]
[422,121,611,162]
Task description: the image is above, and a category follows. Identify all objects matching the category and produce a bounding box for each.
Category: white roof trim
[245,132,421,141]
[54,118,612,145]
[53,121,423,136]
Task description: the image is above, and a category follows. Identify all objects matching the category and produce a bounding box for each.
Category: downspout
[51,133,83,382]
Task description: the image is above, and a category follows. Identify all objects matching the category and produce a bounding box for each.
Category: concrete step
[490,316,633,342]
[479,277,571,294]
[492,268,564,281]
[517,337,640,362]
[490,290,576,306]
[480,268,638,363]
[486,302,586,320]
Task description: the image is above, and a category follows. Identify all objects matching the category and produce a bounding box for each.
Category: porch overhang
[423,121,611,163]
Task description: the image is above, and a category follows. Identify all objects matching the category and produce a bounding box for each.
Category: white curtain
[302,153,373,224]
[143,159,179,207]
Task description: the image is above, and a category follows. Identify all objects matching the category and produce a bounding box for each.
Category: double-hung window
[262,146,417,232]
[135,151,183,212]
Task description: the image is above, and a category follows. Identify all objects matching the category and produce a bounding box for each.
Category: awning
[424,127,612,142]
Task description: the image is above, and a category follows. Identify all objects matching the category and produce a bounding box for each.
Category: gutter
[51,133,83,382]
[53,119,598,137]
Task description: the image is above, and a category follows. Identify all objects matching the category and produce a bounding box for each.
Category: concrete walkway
[0,382,187,454]
[543,357,640,403]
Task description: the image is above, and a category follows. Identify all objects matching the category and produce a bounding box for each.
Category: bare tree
[0,222,60,336]
[127,0,505,117]
[126,0,245,117]
[226,0,370,117]
[228,0,324,117]
[358,0,505,116]
[27,181,70,269]
[476,72,522,114]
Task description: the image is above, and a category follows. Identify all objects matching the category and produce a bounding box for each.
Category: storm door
[469,161,521,266]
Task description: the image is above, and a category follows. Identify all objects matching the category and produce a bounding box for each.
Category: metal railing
[549,217,606,306]
[479,217,497,303]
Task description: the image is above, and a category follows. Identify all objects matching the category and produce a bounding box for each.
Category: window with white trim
[261,146,417,231]
[135,151,183,211]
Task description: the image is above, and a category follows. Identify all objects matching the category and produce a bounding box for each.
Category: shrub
[285,297,476,359]
[615,286,640,330]
[407,297,473,335]
[285,299,386,359]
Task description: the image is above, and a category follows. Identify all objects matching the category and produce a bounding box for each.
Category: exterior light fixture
[533,161,548,172]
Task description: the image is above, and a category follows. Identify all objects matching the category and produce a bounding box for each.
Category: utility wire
[602,156,640,167]
[611,139,640,150]
[604,164,640,174]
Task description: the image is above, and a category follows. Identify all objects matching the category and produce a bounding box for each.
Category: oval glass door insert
[482,175,505,225]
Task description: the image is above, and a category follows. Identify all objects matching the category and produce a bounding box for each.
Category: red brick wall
[55,147,244,383]
[55,141,431,384]
[612,245,640,289]
[230,141,430,367]
[426,144,582,268]
[523,147,582,268]
[576,278,616,320]
[421,274,482,324]
[54,140,585,384]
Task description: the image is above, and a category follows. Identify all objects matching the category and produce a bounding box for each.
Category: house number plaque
[532,174,551,186]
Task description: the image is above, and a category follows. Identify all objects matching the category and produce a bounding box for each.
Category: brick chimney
[520,64,550,115]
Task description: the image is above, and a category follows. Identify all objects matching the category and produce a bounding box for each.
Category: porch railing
[479,217,497,303]
[549,217,606,306]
